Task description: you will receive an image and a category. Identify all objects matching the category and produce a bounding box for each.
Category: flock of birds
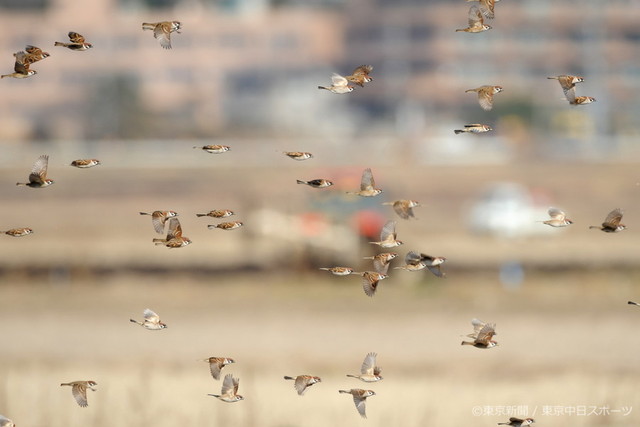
[0,3,626,426]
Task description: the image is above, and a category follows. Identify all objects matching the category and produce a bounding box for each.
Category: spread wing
[220,374,235,395]
[475,323,496,345]
[360,352,377,375]
[547,208,566,221]
[166,218,182,239]
[379,220,396,241]
[72,383,89,407]
[68,32,86,43]
[404,251,423,265]
[28,155,49,184]
[468,5,484,27]
[151,213,167,234]
[208,358,223,380]
[362,273,378,297]
[294,376,309,395]
[331,73,349,87]
[477,87,494,111]
[143,308,160,323]
[372,256,390,274]
[478,0,495,19]
[154,23,173,49]
[603,208,623,228]
[360,168,375,191]
[353,394,368,418]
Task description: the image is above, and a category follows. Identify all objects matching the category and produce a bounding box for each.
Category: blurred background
[1,0,640,426]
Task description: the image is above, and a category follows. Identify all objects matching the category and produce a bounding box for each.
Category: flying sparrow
[465,85,503,110]
[54,32,93,50]
[16,155,53,188]
[363,252,398,274]
[202,357,235,380]
[394,251,447,277]
[540,207,573,227]
[22,45,50,63]
[369,220,403,248]
[547,75,584,103]
[589,208,626,232]
[498,417,535,426]
[1,227,33,237]
[60,380,97,407]
[70,159,101,168]
[129,308,167,330]
[153,217,192,248]
[347,168,382,197]
[382,200,420,220]
[347,352,383,382]
[318,73,354,94]
[193,145,230,154]
[208,221,243,230]
[284,375,322,396]
[319,267,358,276]
[296,179,333,188]
[283,151,313,160]
[1,53,36,79]
[461,318,498,349]
[0,415,15,427]
[570,96,596,105]
[360,271,389,297]
[345,65,373,87]
[466,0,498,19]
[456,5,492,33]
[339,389,376,418]
[142,21,182,49]
[139,210,179,234]
[208,374,244,403]
[454,124,493,134]
[196,209,235,218]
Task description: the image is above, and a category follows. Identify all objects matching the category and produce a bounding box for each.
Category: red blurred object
[352,210,386,239]
[298,212,329,237]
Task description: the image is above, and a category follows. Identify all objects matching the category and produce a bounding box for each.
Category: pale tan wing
[232,376,240,395]
[477,87,494,111]
[563,86,577,103]
[351,65,373,77]
[362,273,378,297]
[372,256,389,274]
[404,251,423,265]
[72,383,89,407]
[208,358,224,380]
[143,308,160,323]
[547,208,566,221]
[427,265,446,278]
[475,323,496,345]
[220,374,235,395]
[393,201,410,219]
[28,155,49,184]
[68,32,86,43]
[154,23,172,49]
[331,73,349,88]
[294,376,309,395]
[467,318,486,338]
[468,5,484,27]
[151,212,166,234]
[360,168,375,191]
[360,352,377,375]
[166,218,182,239]
[353,394,368,418]
[478,0,495,19]
[379,220,397,241]
[603,208,623,228]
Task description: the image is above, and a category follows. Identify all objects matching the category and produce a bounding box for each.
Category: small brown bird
[347,168,382,197]
[589,208,626,232]
[139,210,178,234]
[347,352,383,382]
[570,96,596,106]
[319,267,357,276]
[283,151,313,160]
[142,21,182,49]
[70,159,101,168]
[465,85,503,110]
[194,145,230,154]
[547,75,584,103]
[540,207,573,227]
[1,53,36,79]
[1,228,34,237]
[202,357,235,380]
[60,380,97,407]
[454,124,493,134]
[208,221,243,230]
[284,375,322,396]
[394,251,447,277]
[382,200,420,220]
[461,318,498,349]
[153,217,192,248]
[208,374,244,403]
[360,271,389,297]
[456,5,492,33]
[16,155,53,188]
[498,417,535,427]
[196,210,235,218]
[21,45,50,63]
[129,308,167,330]
[296,178,333,188]
[318,73,354,94]
[345,65,373,87]
[0,415,15,427]
[339,389,376,418]
[466,0,498,19]
[363,252,398,274]
[369,220,403,248]
[54,32,93,50]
